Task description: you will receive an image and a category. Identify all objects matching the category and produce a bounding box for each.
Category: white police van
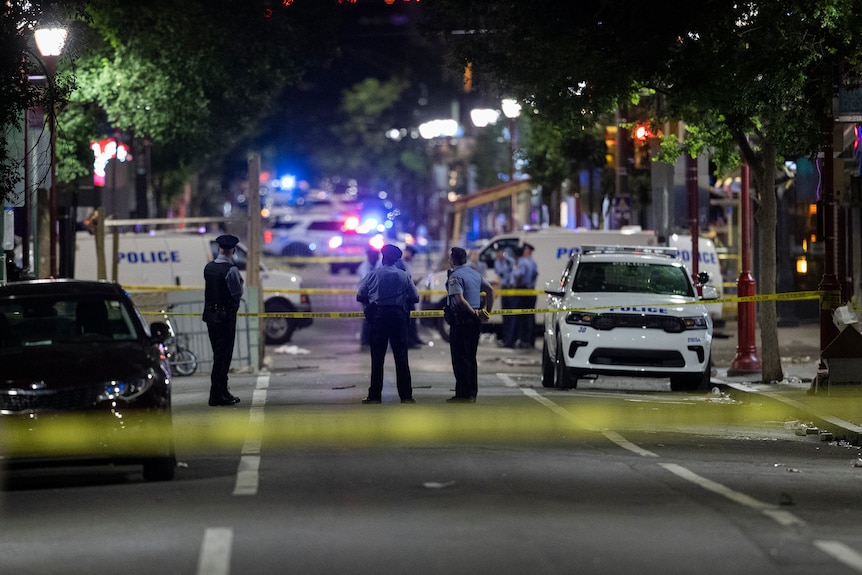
[421,227,658,341]
[73,231,312,344]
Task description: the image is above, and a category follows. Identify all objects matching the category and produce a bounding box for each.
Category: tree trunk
[752,137,783,383]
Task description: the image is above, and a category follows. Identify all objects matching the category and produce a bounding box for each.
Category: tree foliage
[60,0,339,201]
[424,0,862,382]
[1,0,86,203]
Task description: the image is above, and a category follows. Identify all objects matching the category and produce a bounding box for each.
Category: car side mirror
[700,286,719,300]
[150,321,170,343]
[544,280,565,297]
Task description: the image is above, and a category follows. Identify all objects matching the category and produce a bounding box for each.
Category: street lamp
[501,98,521,231]
[34,25,67,278]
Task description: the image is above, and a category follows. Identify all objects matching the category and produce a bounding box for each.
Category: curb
[716,380,862,446]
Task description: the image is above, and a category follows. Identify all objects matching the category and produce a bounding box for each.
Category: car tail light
[264,230,273,244]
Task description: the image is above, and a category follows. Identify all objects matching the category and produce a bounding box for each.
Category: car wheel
[541,340,555,388]
[555,338,577,389]
[264,299,297,345]
[171,348,198,376]
[670,354,712,392]
[143,454,177,482]
[282,242,311,267]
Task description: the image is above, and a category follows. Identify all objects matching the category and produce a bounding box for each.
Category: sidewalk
[711,319,862,445]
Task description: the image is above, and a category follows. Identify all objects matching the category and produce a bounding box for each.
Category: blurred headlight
[98,369,156,402]
[565,312,595,326]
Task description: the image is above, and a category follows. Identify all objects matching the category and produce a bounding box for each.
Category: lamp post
[34,26,67,278]
[501,99,521,231]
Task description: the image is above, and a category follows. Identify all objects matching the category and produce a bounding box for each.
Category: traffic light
[604,126,617,168]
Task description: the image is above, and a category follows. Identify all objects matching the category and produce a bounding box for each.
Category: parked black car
[0,280,176,481]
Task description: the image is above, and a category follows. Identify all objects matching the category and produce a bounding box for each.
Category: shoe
[401,398,416,404]
[224,394,241,404]
[445,396,475,403]
[361,397,382,404]
[209,397,239,407]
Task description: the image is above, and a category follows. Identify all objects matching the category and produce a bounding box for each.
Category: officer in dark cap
[203,234,244,406]
[356,244,419,404]
[446,246,494,402]
[512,242,538,348]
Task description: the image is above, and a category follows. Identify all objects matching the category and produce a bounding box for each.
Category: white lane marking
[519,384,659,457]
[197,527,233,575]
[660,463,805,527]
[523,384,807,529]
[814,540,862,573]
[601,430,658,458]
[233,375,269,496]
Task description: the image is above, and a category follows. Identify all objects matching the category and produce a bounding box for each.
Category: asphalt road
[2,262,860,575]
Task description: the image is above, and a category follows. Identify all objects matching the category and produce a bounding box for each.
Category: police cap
[216,234,240,249]
[381,244,403,263]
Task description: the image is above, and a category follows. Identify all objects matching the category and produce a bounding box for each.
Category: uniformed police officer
[356,244,419,404]
[513,242,538,348]
[493,244,517,348]
[202,234,244,407]
[446,246,494,403]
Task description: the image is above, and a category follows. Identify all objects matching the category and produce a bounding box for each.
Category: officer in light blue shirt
[513,242,538,348]
[357,244,419,404]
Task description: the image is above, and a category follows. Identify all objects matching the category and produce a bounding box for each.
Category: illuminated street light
[470,108,500,128]
[35,25,67,278]
[502,99,522,231]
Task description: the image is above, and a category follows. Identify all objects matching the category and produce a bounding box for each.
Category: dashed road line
[233,375,269,496]
[814,541,862,573]
[197,527,233,575]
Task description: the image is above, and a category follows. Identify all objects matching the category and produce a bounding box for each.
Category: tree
[423,0,862,382]
[59,0,340,207]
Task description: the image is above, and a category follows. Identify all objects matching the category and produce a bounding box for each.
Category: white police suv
[541,245,718,392]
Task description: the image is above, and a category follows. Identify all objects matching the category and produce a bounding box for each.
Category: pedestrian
[356,244,420,404]
[445,246,494,403]
[400,245,425,348]
[467,249,488,277]
[512,242,539,348]
[357,247,381,349]
[493,244,517,348]
[202,234,244,407]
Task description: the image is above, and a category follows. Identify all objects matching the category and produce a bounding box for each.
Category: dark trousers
[450,319,481,399]
[367,307,413,400]
[517,295,537,347]
[501,293,518,346]
[207,314,237,400]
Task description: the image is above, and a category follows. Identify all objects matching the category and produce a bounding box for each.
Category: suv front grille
[593,313,685,333]
[589,348,686,368]
[1,387,102,413]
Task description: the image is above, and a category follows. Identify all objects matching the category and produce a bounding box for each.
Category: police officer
[493,244,517,348]
[203,234,244,406]
[356,244,419,404]
[446,246,495,403]
[513,242,539,348]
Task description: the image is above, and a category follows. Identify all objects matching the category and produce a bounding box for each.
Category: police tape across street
[137,289,831,319]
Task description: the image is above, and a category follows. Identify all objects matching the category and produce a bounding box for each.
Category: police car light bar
[581,245,679,257]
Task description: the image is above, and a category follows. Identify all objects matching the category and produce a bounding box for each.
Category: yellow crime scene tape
[1,402,800,455]
[137,289,833,319]
[3,287,841,455]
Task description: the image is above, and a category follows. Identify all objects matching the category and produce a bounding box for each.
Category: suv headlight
[680,315,709,330]
[565,312,596,326]
[98,369,156,402]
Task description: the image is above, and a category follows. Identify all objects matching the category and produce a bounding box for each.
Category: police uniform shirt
[494,254,515,287]
[358,264,419,308]
[447,264,483,308]
[214,253,244,302]
[514,255,538,289]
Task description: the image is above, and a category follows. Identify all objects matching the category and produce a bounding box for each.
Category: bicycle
[161,306,198,376]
